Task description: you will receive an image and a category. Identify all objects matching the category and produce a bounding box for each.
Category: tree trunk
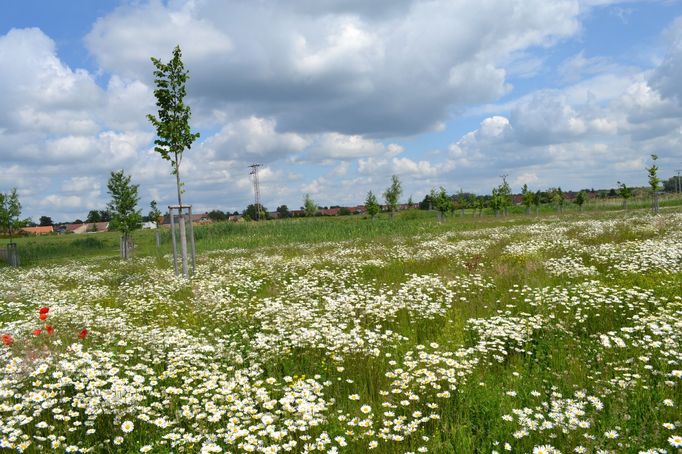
[6,243,19,267]
[155,228,160,249]
[175,154,189,277]
[178,215,189,278]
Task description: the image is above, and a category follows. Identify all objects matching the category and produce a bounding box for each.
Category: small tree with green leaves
[533,190,542,215]
[521,184,533,215]
[149,200,162,249]
[616,181,632,210]
[490,187,502,216]
[575,191,587,211]
[303,194,318,217]
[245,204,267,220]
[0,188,22,243]
[147,45,200,275]
[498,176,512,216]
[430,186,453,221]
[365,191,380,219]
[383,175,402,218]
[550,187,565,213]
[476,197,485,217]
[107,170,142,259]
[647,154,661,213]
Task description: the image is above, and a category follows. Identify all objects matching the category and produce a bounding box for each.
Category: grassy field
[0,206,681,453]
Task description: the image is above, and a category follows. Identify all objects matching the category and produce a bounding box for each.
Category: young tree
[616,181,632,210]
[475,197,485,217]
[407,195,414,208]
[244,204,267,220]
[86,209,101,223]
[550,187,565,213]
[521,184,533,215]
[383,175,402,218]
[207,209,227,222]
[149,200,163,224]
[365,191,380,219]
[490,187,502,216]
[533,190,542,215]
[303,194,318,217]
[498,176,512,216]
[149,200,163,249]
[647,154,661,213]
[575,190,587,211]
[107,170,142,259]
[147,45,200,275]
[0,189,22,242]
[430,186,453,221]
[276,205,291,219]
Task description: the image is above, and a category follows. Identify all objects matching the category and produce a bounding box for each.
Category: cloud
[200,117,308,163]
[84,0,584,136]
[307,133,402,161]
[650,17,682,102]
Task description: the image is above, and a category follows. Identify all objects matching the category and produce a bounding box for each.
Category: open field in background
[5,193,682,267]
[0,206,681,453]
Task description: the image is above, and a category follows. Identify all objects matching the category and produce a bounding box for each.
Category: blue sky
[1,0,682,221]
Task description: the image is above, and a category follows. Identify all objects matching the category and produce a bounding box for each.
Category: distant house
[318,207,341,216]
[141,221,158,229]
[21,226,53,235]
[65,222,109,234]
[161,213,212,225]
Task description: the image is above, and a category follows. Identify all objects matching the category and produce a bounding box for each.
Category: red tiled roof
[21,226,53,235]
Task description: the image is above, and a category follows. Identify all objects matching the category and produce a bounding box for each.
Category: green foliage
[146,45,200,206]
[365,191,380,218]
[497,176,512,214]
[86,210,111,223]
[276,205,292,219]
[244,204,267,221]
[521,184,533,210]
[149,200,163,225]
[575,190,587,207]
[0,188,22,241]
[647,154,661,213]
[303,194,318,217]
[550,187,565,211]
[383,175,402,215]
[106,170,142,237]
[647,154,660,193]
[490,187,502,214]
[617,182,632,200]
[430,186,454,217]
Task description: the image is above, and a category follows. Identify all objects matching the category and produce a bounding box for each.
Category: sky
[1,0,682,222]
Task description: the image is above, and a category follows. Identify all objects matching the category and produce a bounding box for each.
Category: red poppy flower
[45,325,54,335]
[1,334,13,346]
[33,329,42,336]
[79,329,88,340]
[39,313,48,321]
[39,307,49,315]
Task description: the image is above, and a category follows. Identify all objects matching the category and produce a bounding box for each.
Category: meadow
[0,207,681,453]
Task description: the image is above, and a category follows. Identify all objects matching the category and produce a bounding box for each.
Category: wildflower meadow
[1,210,681,453]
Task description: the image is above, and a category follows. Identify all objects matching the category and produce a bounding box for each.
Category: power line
[248,164,262,221]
